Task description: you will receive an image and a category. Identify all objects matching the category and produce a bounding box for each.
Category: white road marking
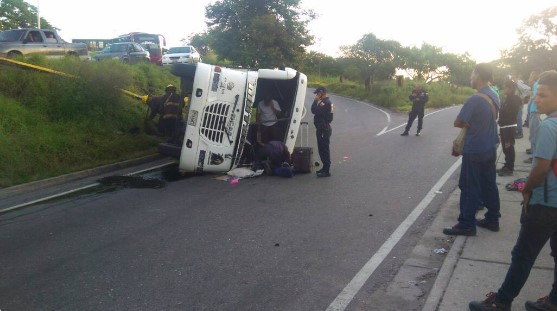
[377,106,457,136]
[325,157,462,311]
[0,161,175,214]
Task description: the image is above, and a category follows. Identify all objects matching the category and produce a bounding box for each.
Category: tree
[0,0,54,30]
[188,32,211,57]
[298,51,342,79]
[399,43,449,83]
[340,33,402,88]
[503,6,557,74]
[444,52,476,87]
[204,0,315,68]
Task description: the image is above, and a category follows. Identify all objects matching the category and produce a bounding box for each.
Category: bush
[308,74,474,112]
[0,56,171,187]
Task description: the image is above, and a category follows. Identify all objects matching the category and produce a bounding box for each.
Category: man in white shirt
[256,95,282,144]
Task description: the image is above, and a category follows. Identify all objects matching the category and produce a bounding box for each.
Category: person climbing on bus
[146,84,184,143]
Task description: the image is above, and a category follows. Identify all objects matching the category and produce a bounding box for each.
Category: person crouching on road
[255,141,293,178]
[311,86,333,177]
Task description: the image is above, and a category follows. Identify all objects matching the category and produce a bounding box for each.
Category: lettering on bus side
[233,82,256,166]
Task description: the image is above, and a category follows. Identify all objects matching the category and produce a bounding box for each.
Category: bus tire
[7,51,22,58]
[171,63,197,79]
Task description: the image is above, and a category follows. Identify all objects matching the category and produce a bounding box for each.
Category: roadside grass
[0,56,170,187]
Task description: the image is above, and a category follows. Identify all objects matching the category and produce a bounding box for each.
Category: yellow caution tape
[0,56,150,102]
[0,56,78,78]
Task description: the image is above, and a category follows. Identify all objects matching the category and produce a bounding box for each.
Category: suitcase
[291,122,313,173]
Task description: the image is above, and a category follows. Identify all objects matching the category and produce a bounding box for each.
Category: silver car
[93,42,150,64]
[161,46,201,65]
[0,28,89,60]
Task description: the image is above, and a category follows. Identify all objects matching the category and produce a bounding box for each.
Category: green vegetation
[0,56,179,187]
[309,74,474,112]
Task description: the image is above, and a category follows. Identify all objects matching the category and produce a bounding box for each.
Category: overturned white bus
[158,63,308,174]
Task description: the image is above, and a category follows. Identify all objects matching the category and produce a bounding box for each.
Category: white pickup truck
[0,28,89,60]
[159,63,308,174]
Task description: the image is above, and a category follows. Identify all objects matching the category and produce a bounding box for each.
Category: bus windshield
[113,32,166,65]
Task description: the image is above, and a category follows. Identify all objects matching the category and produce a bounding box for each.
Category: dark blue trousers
[404,108,424,133]
[497,204,557,305]
[316,127,331,172]
[458,148,500,228]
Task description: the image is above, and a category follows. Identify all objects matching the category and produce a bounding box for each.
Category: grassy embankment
[0,55,179,187]
[0,56,473,187]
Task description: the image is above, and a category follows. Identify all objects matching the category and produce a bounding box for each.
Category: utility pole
[37,0,41,29]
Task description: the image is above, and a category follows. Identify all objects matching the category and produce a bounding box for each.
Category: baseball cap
[313,86,327,94]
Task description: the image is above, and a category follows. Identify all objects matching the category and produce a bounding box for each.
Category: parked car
[93,42,150,64]
[161,46,201,65]
[0,28,89,60]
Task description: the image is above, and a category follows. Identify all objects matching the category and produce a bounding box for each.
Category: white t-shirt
[257,99,281,126]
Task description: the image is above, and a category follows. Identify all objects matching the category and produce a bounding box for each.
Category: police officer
[401,84,429,136]
[311,86,333,177]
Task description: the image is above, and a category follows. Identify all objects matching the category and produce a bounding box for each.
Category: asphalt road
[0,90,464,310]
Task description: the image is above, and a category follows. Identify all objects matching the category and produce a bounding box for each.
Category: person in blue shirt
[524,69,541,164]
[469,70,557,311]
[443,63,500,237]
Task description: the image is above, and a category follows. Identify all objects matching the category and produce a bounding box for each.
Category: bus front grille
[200,102,230,144]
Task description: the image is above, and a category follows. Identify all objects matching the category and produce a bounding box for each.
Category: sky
[33,0,555,63]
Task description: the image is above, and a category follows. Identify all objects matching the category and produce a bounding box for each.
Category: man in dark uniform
[311,86,333,177]
[401,84,429,136]
[147,84,184,143]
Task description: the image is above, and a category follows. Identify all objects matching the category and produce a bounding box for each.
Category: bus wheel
[7,51,22,58]
[171,63,197,79]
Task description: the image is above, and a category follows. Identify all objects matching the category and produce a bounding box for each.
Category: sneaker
[469,292,511,311]
[526,148,533,155]
[415,132,421,136]
[496,166,508,173]
[498,167,514,177]
[516,133,524,139]
[443,223,476,236]
[524,157,533,164]
[401,131,409,136]
[477,218,500,232]
[525,296,557,311]
[316,171,331,177]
